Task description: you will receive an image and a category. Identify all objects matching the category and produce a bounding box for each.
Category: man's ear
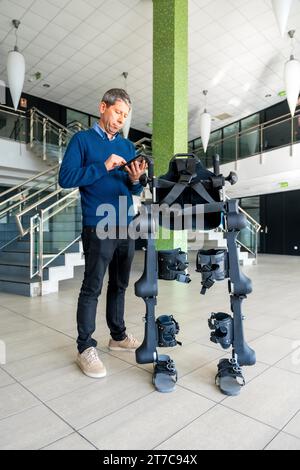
[99,101,107,114]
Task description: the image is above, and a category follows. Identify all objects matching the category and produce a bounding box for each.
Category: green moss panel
[153,0,188,250]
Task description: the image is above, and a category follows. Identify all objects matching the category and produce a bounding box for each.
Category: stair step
[0,272,46,283]
[42,231,80,242]
[0,264,49,280]
[3,240,81,253]
[48,222,82,231]
[0,280,32,296]
[0,251,66,266]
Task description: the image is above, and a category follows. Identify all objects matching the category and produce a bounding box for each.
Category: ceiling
[0,0,300,140]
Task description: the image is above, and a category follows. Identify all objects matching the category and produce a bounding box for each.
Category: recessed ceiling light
[42,83,50,88]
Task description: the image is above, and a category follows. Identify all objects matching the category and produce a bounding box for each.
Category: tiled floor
[0,253,300,450]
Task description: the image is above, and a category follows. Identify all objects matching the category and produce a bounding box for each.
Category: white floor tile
[0,405,72,450]
[155,405,277,450]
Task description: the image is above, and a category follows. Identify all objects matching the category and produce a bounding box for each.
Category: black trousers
[76,226,135,353]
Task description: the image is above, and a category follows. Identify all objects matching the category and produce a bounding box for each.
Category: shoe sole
[108,346,137,352]
[76,360,107,378]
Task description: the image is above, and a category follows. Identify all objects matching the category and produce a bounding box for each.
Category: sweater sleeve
[58,133,108,188]
[128,179,144,196]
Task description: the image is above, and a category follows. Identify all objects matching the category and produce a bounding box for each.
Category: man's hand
[105,154,126,171]
[125,159,147,183]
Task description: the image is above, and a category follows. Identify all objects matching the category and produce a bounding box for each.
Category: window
[66,109,89,129]
[223,122,239,164]
[240,113,260,159]
[206,129,222,167]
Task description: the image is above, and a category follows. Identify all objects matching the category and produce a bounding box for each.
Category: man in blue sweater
[59,89,146,378]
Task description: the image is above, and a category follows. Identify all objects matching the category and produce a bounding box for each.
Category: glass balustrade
[0,108,27,143]
[193,110,300,166]
[30,190,81,278]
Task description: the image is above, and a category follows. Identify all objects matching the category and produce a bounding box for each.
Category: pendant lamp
[284,30,300,116]
[200,90,211,153]
[7,20,25,111]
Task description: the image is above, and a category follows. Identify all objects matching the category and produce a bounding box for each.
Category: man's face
[99,99,130,137]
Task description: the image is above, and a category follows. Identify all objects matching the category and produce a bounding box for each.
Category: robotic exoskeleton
[133,152,256,396]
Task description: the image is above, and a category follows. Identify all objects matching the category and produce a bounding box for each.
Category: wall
[223,141,300,198]
[0,139,48,187]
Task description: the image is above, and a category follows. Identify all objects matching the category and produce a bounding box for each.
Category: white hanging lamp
[7,19,25,111]
[200,90,211,153]
[121,72,132,139]
[284,30,300,117]
[272,0,293,37]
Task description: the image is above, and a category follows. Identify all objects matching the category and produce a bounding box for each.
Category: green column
[153,0,188,250]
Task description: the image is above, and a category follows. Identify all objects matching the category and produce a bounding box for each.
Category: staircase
[0,106,87,296]
[188,229,256,266]
[0,197,84,296]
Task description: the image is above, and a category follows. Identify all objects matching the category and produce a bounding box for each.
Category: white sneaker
[77,347,107,378]
[108,334,141,351]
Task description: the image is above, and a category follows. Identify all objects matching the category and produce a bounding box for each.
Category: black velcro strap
[155,179,175,189]
[160,182,187,206]
[191,182,215,203]
[197,263,219,274]
[200,277,215,295]
[154,358,177,377]
[176,273,191,284]
[215,359,245,386]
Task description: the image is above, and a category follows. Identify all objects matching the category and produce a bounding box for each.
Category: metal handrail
[222,195,261,258]
[134,137,152,147]
[39,188,78,215]
[30,107,71,134]
[193,108,300,154]
[15,188,63,237]
[30,189,80,279]
[67,120,88,132]
[0,104,26,115]
[238,206,261,232]
[29,107,78,161]
[0,179,58,220]
[0,164,59,204]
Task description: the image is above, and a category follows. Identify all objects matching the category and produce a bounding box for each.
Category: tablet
[118,154,145,170]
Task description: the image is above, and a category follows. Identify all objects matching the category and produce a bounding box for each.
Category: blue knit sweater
[58,128,143,227]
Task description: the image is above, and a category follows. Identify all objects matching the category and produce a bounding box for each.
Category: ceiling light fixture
[271,0,293,37]
[284,30,300,116]
[7,19,25,110]
[200,90,211,153]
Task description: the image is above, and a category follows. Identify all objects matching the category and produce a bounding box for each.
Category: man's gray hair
[101,88,131,108]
